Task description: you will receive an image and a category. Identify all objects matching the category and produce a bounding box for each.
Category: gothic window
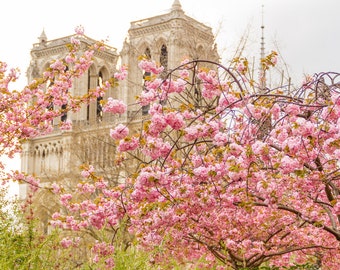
[145,47,151,59]
[46,79,54,125]
[87,71,91,121]
[97,71,103,121]
[142,48,152,115]
[143,47,152,81]
[61,66,69,122]
[61,104,67,122]
[160,44,168,77]
[159,44,168,105]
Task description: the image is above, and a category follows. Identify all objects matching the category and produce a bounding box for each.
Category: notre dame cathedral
[19,0,219,229]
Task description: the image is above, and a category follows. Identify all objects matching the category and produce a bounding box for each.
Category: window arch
[61,65,69,122]
[160,44,168,74]
[45,79,54,125]
[97,71,103,121]
[86,65,98,122]
[143,47,152,82]
[145,47,151,60]
[159,44,168,105]
[142,47,152,115]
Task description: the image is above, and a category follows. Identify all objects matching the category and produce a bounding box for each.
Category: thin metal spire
[259,4,266,92]
[260,5,265,63]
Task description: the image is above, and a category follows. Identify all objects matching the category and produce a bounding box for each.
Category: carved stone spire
[38,29,47,43]
[170,0,184,17]
[171,0,182,11]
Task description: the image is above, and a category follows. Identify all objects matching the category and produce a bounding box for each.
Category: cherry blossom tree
[3,26,340,269]
[49,50,340,269]
[1,26,116,185]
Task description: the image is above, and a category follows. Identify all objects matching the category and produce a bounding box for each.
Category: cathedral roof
[129,0,212,34]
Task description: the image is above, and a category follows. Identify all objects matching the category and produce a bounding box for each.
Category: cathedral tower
[20,0,219,229]
[20,32,119,197]
[118,0,219,111]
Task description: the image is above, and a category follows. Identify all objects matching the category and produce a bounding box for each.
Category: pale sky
[1,0,340,190]
[1,0,340,89]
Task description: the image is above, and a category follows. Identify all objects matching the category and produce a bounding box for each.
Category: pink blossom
[91,242,115,257]
[142,137,171,159]
[51,183,61,194]
[81,170,90,178]
[114,65,127,81]
[334,200,340,215]
[110,124,129,140]
[271,55,278,65]
[179,69,189,78]
[149,113,167,135]
[237,62,245,73]
[276,129,288,142]
[138,89,157,106]
[52,212,61,220]
[95,180,108,189]
[65,55,75,63]
[60,237,73,248]
[74,25,84,35]
[285,104,301,116]
[184,125,206,141]
[217,93,239,112]
[81,165,94,178]
[148,103,162,116]
[280,156,301,174]
[165,112,185,130]
[118,136,139,152]
[60,119,72,131]
[252,141,267,155]
[77,183,96,194]
[60,194,72,205]
[50,60,66,71]
[138,59,164,74]
[103,97,127,114]
[331,92,340,105]
[270,103,281,120]
[71,37,80,45]
[105,258,115,269]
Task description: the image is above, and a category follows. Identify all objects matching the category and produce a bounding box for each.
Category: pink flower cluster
[114,65,128,81]
[81,165,94,178]
[103,97,127,114]
[138,59,164,74]
[110,124,129,140]
[60,237,80,249]
[74,25,84,35]
[117,136,139,152]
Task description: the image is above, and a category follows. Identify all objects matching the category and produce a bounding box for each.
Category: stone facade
[20,0,219,230]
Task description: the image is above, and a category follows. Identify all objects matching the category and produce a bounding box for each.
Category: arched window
[143,47,152,82]
[61,66,69,122]
[160,44,168,77]
[87,71,91,121]
[159,44,168,105]
[142,48,152,115]
[61,104,67,122]
[97,71,103,121]
[46,79,54,125]
[145,47,151,60]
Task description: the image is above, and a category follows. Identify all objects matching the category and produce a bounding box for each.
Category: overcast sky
[1,0,340,89]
